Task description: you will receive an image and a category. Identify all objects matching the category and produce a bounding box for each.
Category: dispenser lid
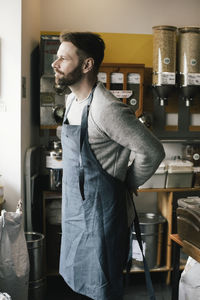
[137,213,166,225]
[152,25,177,31]
[178,26,200,33]
[178,197,200,209]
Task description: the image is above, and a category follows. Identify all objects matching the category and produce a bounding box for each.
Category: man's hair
[60,31,105,74]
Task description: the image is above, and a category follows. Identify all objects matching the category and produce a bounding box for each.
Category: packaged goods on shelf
[165,159,194,188]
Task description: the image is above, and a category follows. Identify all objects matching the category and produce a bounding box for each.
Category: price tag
[158,72,176,85]
[110,90,133,98]
[111,73,124,83]
[128,73,140,84]
[187,73,200,85]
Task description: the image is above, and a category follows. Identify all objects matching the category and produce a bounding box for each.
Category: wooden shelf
[137,187,200,285]
[138,187,200,193]
[129,265,170,273]
[42,188,200,285]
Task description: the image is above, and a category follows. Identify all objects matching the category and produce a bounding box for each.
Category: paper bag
[0,208,30,300]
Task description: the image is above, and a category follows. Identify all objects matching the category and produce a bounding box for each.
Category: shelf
[129,265,170,273]
[138,187,200,193]
[42,187,200,285]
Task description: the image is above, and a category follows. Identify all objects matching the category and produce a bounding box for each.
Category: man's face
[52,41,84,90]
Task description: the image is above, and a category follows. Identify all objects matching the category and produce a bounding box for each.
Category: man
[52,31,165,300]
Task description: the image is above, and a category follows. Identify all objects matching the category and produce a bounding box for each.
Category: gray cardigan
[65,82,165,191]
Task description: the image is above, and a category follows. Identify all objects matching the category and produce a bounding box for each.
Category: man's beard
[54,63,83,95]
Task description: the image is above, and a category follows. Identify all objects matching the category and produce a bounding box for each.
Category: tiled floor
[45,273,172,300]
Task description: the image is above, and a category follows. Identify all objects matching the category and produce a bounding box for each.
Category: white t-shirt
[66,95,89,125]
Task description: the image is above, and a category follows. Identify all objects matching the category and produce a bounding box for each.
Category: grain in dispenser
[178,26,200,106]
[152,25,177,105]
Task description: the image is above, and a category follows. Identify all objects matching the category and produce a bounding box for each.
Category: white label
[193,153,200,161]
[97,72,107,83]
[163,57,171,65]
[111,73,124,84]
[110,90,133,98]
[46,156,63,169]
[190,58,197,66]
[157,72,176,85]
[129,98,137,106]
[128,73,140,84]
[187,73,200,85]
[132,239,146,261]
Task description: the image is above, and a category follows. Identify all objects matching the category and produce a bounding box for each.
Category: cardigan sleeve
[90,86,165,190]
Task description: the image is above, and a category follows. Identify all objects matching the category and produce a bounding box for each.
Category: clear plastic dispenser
[178,26,200,106]
[152,25,177,105]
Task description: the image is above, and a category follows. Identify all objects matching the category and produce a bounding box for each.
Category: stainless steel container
[132,213,166,269]
[25,232,45,281]
[45,141,62,190]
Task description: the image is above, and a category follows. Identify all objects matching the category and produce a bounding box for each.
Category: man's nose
[52,60,56,69]
[52,58,59,69]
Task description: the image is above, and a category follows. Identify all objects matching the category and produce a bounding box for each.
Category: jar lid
[178,197,200,209]
[137,213,166,225]
[178,26,200,33]
[152,25,177,31]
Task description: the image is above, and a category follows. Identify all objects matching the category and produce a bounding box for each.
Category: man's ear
[82,57,94,73]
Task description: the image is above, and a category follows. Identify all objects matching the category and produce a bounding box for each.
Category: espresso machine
[40,35,69,127]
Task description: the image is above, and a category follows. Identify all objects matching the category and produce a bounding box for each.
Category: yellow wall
[41,31,153,68]
[100,32,153,67]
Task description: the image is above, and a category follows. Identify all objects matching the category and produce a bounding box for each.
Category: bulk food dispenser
[152,26,177,106]
[177,26,200,106]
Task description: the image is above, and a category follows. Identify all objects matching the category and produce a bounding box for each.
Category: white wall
[40,0,200,34]
[0,0,22,211]
[21,0,40,210]
[0,0,40,212]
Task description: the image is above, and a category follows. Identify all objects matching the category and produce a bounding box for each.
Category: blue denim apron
[60,91,129,300]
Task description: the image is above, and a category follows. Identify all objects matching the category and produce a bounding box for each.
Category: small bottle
[0,175,4,205]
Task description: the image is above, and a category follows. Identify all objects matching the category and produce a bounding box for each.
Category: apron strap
[127,190,156,300]
[79,104,89,200]
[79,87,95,201]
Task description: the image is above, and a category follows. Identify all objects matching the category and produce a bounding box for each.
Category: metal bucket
[132,213,166,269]
[25,232,45,281]
[25,232,46,300]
